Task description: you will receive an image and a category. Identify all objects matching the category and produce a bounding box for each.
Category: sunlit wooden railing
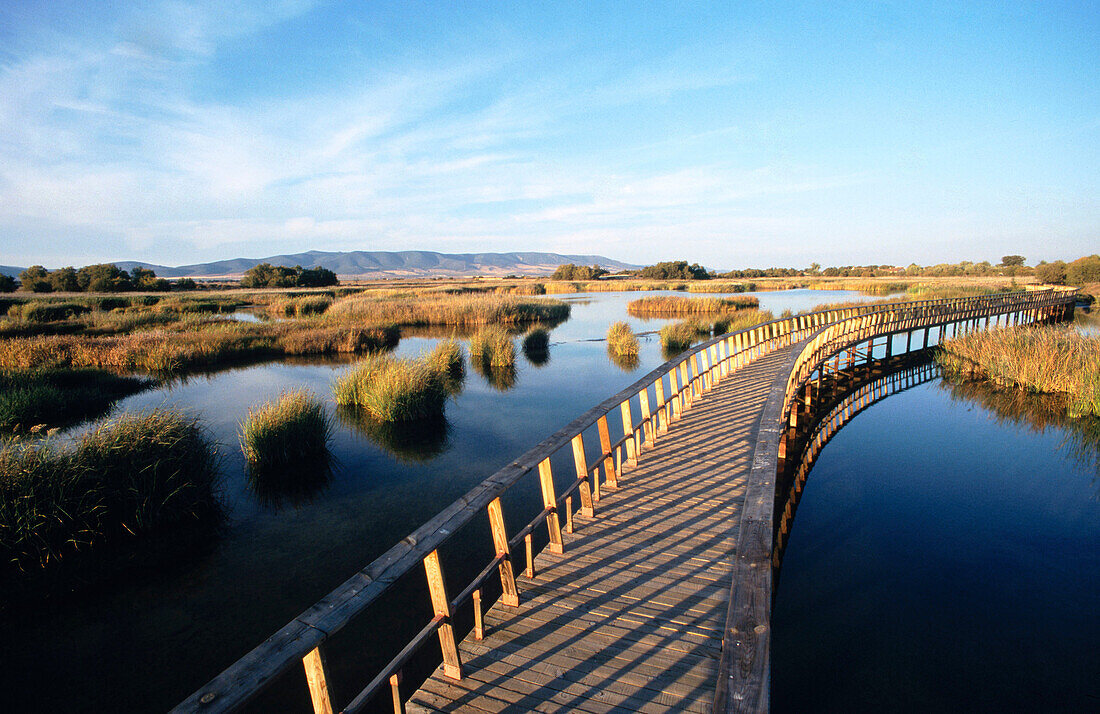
[176,297,892,713]
[714,286,1079,714]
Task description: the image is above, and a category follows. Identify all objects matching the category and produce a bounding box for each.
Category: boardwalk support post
[423,550,462,680]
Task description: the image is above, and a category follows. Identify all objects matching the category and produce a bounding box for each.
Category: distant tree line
[550,264,609,280]
[1033,255,1100,286]
[240,263,339,288]
[4,264,197,293]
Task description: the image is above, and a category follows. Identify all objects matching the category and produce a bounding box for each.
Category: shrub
[240,390,332,482]
[333,355,447,422]
[0,410,220,574]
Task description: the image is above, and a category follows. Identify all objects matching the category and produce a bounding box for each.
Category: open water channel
[2,290,1096,712]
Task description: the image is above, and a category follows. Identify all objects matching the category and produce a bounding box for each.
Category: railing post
[653,378,667,435]
[619,400,637,464]
[668,368,682,419]
[303,646,336,714]
[486,497,520,605]
[638,388,653,445]
[390,671,404,714]
[535,460,564,554]
[423,550,462,680]
[596,416,618,488]
[571,434,595,517]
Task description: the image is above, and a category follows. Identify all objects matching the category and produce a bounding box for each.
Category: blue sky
[0,1,1096,269]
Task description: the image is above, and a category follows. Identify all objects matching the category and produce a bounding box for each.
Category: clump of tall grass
[627,295,759,316]
[469,326,516,368]
[425,338,465,395]
[333,355,447,422]
[0,369,151,432]
[522,328,550,366]
[240,390,332,481]
[0,410,220,574]
[326,293,570,327]
[607,322,639,355]
[937,326,1100,418]
[659,322,699,355]
[710,309,773,335]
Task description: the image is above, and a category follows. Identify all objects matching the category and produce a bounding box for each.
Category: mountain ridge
[0,250,639,279]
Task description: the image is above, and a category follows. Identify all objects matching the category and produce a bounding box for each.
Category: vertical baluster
[473,590,483,640]
[303,646,336,714]
[571,433,595,517]
[390,671,404,714]
[597,415,618,488]
[619,400,636,465]
[638,388,653,446]
[423,550,462,680]
[524,534,534,578]
[486,497,519,606]
[653,378,667,435]
[536,459,564,554]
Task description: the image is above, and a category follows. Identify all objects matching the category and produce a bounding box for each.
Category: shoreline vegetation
[937,326,1100,418]
[626,295,759,316]
[0,410,220,579]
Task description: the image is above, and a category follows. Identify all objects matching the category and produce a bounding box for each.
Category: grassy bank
[627,295,759,316]
[0,410,220,575]
[937,326,1100,418]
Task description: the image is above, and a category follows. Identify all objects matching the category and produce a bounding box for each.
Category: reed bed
[0,369,150,432]
[937,326,1100,418]
[270,295,333,318]
[240,390,332,477]
[0,410,220,574]
[807,280,909,295]
[0,323,398,375]
[606,322,639,355]
[626,295,759,316]
[332,355,447,422]
[326,293,569,327]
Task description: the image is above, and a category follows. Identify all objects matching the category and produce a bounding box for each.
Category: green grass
[240,390,332,481]
[0,369,151,432]
[937,326,1100,418]
[332,355,447,422]
[426,339,465,382]
[607,321,639,355]
[0,410,220,575]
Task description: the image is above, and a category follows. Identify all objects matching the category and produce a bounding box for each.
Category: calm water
[5,288,1096,712]
[0,289,851,713]
[772,370,1100,712]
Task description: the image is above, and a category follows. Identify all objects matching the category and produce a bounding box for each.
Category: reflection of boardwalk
[409,347,794,713]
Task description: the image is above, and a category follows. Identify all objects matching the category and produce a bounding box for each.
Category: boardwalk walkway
[408,345,797,713]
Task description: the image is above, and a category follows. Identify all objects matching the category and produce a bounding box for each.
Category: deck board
[408,346,795,713]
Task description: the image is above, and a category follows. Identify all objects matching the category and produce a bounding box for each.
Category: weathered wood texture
[407,347,795,713]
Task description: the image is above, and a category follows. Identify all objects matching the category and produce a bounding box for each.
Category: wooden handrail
[175,287,1076,713]
[714,286,1078,713]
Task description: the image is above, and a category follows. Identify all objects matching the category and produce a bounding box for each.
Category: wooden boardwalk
[408,346,796,713]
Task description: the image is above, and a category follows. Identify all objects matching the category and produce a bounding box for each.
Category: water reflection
[607,344,640,371]
[336,406,451,462]
[246,459,333,509]
[940,377,1100,483]
[471,360,518,391]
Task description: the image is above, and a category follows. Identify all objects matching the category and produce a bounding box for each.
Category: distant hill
[4,251,638,280]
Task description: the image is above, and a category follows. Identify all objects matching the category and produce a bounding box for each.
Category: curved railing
[714,286,1079,713]
[177,299,881,713]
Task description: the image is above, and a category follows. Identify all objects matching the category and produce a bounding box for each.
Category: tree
[550,263,608,281]
[48,266,80,292]
[296,266,339,287]
[0,274,16,292]
[1066,255,1100,286]
[1034,260,1067,285]
[1000,255,1025,266]
[19,265,52,292]
[77,264,132,292]
[173,278,198,291]
[638,260,711,280]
